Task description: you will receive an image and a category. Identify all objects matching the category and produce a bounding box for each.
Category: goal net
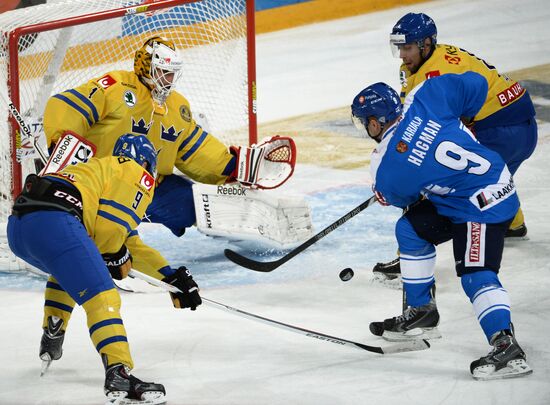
[0,0,257,271]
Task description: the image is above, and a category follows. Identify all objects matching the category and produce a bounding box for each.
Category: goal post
[0,0,257,271]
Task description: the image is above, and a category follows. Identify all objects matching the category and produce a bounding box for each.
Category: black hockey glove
[102,245,132,280]
[163,266,202,310]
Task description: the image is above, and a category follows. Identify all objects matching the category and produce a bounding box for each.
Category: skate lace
[395,307,417,323]
[486,335,512,357]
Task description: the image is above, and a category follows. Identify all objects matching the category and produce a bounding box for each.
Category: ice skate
[372,257,402,288]
[104,364,166,405]
[39,316,65,376]
[471,330,532,380]
[371,300,441,341]
[504,222,529,240]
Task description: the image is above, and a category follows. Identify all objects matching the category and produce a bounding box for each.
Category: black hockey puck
[339,267,354,281]
[369,321,384,336]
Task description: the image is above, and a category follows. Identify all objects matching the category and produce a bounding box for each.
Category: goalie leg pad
[192,183,313,249]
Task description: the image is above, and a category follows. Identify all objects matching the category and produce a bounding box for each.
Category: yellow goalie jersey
[398,44,532,129]
[47,156,169,278]
[43,70,235,185]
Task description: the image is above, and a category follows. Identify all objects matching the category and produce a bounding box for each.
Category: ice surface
[1,0,549,404]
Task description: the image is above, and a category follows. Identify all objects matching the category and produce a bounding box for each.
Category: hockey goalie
[36,36,313,254]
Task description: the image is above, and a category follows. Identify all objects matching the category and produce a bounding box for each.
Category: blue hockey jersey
[370,72,519,224]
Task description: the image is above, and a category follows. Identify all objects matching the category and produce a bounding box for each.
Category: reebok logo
[217,186,247,196]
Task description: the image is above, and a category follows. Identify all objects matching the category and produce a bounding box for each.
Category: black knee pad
[404,199,453,246]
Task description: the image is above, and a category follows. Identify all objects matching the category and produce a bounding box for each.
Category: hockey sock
[461,270,511,342]
[509,207,525,230]
[82,289,133,369]
[396,216,436,307]
[42,276,75,330]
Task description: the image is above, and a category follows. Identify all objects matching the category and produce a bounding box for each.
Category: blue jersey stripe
[178,126,200,152]
[128,229,139,238]
[89,318,124,336]
[66,89,99,123]
[99,199,141,224]
[222,155,236,176]
[53,94,93,127]
[45,281,65,291]
[96,335,128,352]
[181,131,208,161]
[97,210,132,233]
[44,300,74,313]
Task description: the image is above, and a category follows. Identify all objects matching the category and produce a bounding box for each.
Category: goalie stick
[129,270,430,355]
[224,195,378,272]
[0,89,48,164]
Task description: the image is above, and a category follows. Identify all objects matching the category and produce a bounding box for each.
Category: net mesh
[0,0,253,271]
[266,146,291,162]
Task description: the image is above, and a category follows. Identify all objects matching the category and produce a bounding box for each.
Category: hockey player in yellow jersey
[8,134,201,403]
[371,13,538,281]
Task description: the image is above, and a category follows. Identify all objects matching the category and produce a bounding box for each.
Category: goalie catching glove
[162,266,202,310]
[230,135,296,189]
[102,245,132,280]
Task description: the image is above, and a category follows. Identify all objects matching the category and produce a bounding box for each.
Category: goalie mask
[113,134,158,178]
[134,36,183,105]
[351,83,402,143]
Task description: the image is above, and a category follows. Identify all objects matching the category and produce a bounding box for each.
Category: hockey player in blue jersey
[373,12,538,281]
[351,72,532,380]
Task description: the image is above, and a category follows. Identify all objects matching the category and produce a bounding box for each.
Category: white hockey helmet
[134,36,183,105]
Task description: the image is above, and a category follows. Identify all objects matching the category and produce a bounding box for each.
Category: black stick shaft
[224,195,378,272]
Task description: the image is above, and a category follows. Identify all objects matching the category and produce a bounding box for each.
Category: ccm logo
[98,75,116,89]
[140,172,155,190]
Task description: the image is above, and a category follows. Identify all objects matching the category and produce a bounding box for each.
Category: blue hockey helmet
[390,12,437,57]
[113,134,158,177]
[351,83,401,141]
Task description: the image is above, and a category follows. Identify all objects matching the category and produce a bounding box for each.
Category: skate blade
[472,359,533,381]
[371,273,402,290]
[40,355,52,377]
[105,391,167,405]
[382,327,442,342]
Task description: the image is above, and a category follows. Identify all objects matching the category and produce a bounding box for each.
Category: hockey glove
[372,185,389,206]
[102,245,132,280]
[229,135,296,189]
[163,266,202,310]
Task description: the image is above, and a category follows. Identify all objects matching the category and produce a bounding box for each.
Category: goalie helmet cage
[0,0,257,271]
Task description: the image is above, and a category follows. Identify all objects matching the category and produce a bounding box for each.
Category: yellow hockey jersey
[47,156,169,278]
[44,70,235,185]
[398,44,528,124]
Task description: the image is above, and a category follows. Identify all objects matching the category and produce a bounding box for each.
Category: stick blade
[224,248,281,272]
[380,339,431,354]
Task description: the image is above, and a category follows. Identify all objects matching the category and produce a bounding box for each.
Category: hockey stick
[128,270,430,355]
[0,89,48,164]
[224,195,378,272]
